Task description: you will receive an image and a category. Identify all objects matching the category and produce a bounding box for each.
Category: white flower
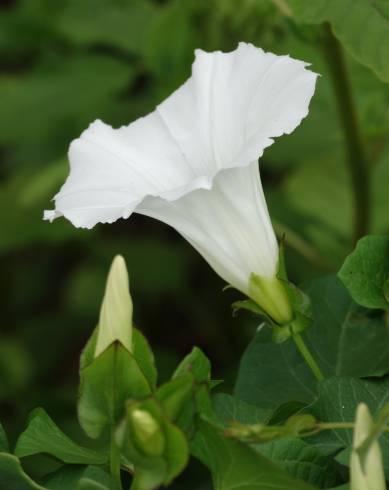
[44,43,317,323]
[350,403,386,490]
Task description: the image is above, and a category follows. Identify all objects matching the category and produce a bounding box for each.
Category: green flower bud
[130,408,165,457]
[249,273,292,325]
[94,255,133,358]
[350,403,386,490]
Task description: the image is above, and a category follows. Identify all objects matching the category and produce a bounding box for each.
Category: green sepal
[232,298,267,317]
[249,273,293,325]
[116,398,189,490]
[276,242,312,329]
[156,374,195,423]
[272,311,312,344]
[78,327,155,439]
[233,243,313,343]
[166,348,216,434]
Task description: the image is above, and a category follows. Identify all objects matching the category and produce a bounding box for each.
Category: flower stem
[292,333,324,381]
[317,422,389,432]
[321,23,370,242]
[110,428,122,490]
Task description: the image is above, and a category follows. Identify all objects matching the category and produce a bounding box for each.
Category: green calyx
[235,243,313,343]
[248,274,293,326]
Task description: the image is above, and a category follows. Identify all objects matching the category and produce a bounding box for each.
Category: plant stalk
[292,333,324,381]
[317,422,389,433]
[321,23,370,242]
[110,428,122,490]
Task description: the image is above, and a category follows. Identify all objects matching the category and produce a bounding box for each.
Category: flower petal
[44,43,317,228]
[137,162,278,294]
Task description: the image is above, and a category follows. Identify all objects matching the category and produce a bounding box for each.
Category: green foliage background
[0,0,388,488]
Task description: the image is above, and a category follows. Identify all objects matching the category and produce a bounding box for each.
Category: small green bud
[130,408,165,457]
[94,255,133,358]
[248,274,292,325]
[350,403,386,490]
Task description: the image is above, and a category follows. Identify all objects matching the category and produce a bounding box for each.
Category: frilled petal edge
[44,42,318,229]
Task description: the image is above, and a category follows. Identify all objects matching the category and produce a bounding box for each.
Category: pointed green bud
[248,274,293,325]
[130,408,165,457]
[94,255,133,358]
[350,403,386,490]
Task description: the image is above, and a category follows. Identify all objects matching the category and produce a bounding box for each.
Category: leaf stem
[110,427,122,490]
[317,422,389,433]
[321,23,370,242]
[292,333,324,381]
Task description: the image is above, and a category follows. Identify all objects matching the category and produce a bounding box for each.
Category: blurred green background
[0,0,388,486]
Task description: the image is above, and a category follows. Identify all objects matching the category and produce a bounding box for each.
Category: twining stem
[317,422,389,432]
[292,333,324,382]
[110,428,122,490]
[321,23,370,242]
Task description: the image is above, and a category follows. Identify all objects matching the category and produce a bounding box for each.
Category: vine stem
[317,422,389,432]
[110,427,122,490]
[321,23,370,242]
[292,333,324,381]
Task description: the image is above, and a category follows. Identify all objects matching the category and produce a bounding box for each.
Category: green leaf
[14,408,107,464]
[0,54,133,165]
[212,396,341,486]
[78,335,153,439]
[235,276,389,409]
[191,421,317,490]
[212,394,272,425]
[143,0,197,85]
[0,162,79,254]
[0,453,46,490]
[235,323,316,409]
[77,466,116,490]
[0,422,9,453]
[42,466,86,490]
[338,235,389,309]
[57,0,156,53]
[258,438,343,488]
[308,377,389,477]
[304,276,389,378]
[41,466,115,490]
[289,0,389,83]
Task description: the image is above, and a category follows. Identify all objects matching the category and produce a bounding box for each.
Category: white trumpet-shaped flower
[44,43,317,323]
[350,403,386,490]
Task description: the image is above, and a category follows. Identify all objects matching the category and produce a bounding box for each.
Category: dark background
[1,0,388,486]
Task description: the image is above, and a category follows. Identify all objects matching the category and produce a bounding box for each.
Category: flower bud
[94,255,133,357]
[350,403,385,490]
[129,408,165,457]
